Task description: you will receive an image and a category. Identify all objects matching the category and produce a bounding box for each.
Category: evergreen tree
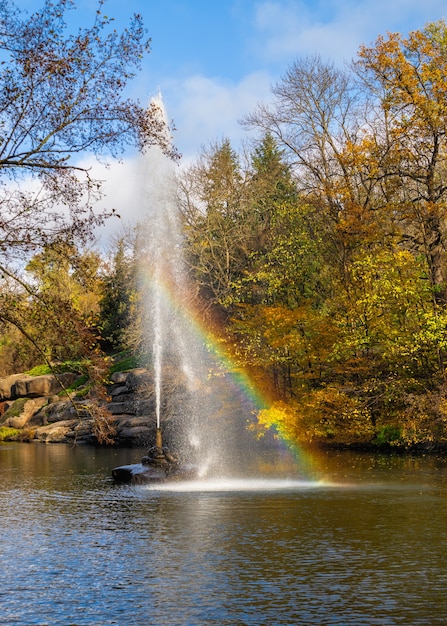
[100,236,137,352]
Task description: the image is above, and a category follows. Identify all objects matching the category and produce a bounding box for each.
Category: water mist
[128,96,291,479]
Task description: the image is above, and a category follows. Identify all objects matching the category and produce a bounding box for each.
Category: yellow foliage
[257,388,375,446]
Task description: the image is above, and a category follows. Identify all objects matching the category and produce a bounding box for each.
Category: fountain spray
[153,270,162,431]
[112,94,273,484]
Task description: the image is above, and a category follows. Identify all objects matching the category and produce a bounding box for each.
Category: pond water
[1,442,447,625]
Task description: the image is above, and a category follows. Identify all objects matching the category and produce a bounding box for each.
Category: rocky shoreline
[0,368,159,447]
[3,368,447,455]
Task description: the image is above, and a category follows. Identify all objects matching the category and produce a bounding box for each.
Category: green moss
[2,398,28,420]
[0,426,21,441]
[26,360,87,376]
[66,374,88,391]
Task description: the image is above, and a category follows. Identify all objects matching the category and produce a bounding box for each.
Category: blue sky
[13,0,447,238]
[90,0,447,159]
[16,0,447,159]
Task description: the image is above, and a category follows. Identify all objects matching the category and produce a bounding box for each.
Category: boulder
[113,415,151,429]
[0,374,32,401]
[109,371,129,385]
[0,367,159,447]
[14,373,78,398]
[116,426,152,446]
[29,399,72,426]
[107,401,137,415]
[125,369,153,391]
[109,385,128,397]
[4,397,48,429]
[33,419,79,443]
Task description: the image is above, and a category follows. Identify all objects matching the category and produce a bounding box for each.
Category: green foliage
[373,425,403,446]
[109,353,139,373]
[0,427,21,441]
[65,375,89,392]
[100,235,138,352]
[26,360,91,376]
[25,364,53,376]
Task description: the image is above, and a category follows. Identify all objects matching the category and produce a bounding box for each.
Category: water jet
[111,96,297,485]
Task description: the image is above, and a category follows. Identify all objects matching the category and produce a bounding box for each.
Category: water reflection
[1,443,447,624]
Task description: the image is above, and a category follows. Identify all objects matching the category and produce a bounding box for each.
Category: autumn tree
[25,243,103,361]
[236,26,447,446]
[355,20,447,306]
[243,57,366,261]
[228,134,332,397]
[0,0,170,362]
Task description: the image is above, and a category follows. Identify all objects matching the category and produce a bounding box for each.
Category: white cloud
[161,70,274,159]
[87,70,276,244]
[74,156,144,246]
[253,0,447,65]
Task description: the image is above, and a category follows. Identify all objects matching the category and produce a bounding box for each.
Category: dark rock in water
[111,461,198,485]
[111,463,168,484]
[112,441,198,485]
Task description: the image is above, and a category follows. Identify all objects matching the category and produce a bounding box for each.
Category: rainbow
[140,268,325,481]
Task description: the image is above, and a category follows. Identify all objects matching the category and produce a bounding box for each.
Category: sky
[14,0,447,241]
[84,0,447,159]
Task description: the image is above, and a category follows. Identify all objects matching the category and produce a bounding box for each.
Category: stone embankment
[0,369,156,447]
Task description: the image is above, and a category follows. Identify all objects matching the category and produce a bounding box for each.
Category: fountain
[111,96,285,485]
[111,425,197,483]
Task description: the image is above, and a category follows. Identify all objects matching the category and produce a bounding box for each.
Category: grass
[109,352,139,373]
[26,360,87,376]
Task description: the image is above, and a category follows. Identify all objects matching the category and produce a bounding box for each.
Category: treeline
[177,21,447,449]
[2,4,447,449]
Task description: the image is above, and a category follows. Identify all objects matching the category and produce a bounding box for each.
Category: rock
[112,463,167,484]
[125,369,153,391]
[4,397,48,429]
[107,401,137,415]
[0,367,161,448]
[0,374,32,401]
[109,385,128,397]
[116,426,152,446]
[114,415,151,428]
[14,373,78,398]
[74,419,94,436]
[110,371,129,384]
[29,399,72,426]
[34,419,80,443]
[112,445,198,484]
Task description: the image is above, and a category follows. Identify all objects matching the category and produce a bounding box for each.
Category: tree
[99,231,137,352]
[0,0,170,362]
[179,139,247,315]
[242,55,394,303]
[241,133,317,307]
[24,243,103,362]
[243,56,360,226]
[235,26,447,445]
[355,20,447,305]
